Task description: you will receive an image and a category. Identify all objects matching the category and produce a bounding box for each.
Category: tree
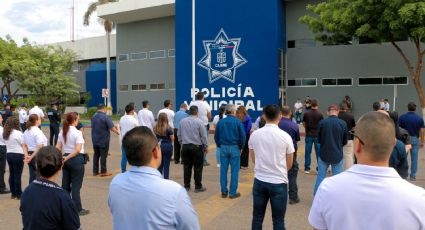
[83,0,117,111]
[300,1,425,115]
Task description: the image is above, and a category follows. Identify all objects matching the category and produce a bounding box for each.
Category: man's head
[122,126,161,168]
[311,99,318,108]
[339,102,348,112]
[98,103,106,112]
[372,102,381,111]
[262,104,281,124]
[5,104,10,110]
[354,112,396,164]
[125,103,135,115]
[281,106,292,118]
[142,101,149,109]
[189,105,198,116]
[327,104,339,116]
[180,103,188,110]
[225,104,237,116]
[195,92,205,101]
[384,98,389,103]
[51,103,58,110]
[164,100,172,108]
[408,102,416,112]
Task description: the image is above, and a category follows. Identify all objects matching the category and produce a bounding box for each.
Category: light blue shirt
[174,109,189,129]
[108,166,200,230]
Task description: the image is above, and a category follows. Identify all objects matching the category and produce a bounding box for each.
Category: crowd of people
[0,92,424,229]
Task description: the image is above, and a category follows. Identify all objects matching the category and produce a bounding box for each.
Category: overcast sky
[0,0,108,45]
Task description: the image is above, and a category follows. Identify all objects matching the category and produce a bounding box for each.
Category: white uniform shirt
[0,126,6,146]
[248,124,294,184]
[119,114,139,141]
[212,114,226,127]
[23,127,48,151]
[309,164,425,230]
[189,100,211,126]
[58,126,85,154]
[5,129,24,154]
[294,102,303,113]
[29,106,44,119]
[19,109,28,124]
[157,108,175,129]
[137,109,155,130]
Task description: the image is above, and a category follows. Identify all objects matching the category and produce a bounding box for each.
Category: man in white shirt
[189,92,211,166]
[249,105,294,229]
[157,100,175,129]
[309,111,425,230]
[137,101,155,130]
[119,103,139,173]
[294,98,303,124]
[29,105,45,121]
[19,105,28,132]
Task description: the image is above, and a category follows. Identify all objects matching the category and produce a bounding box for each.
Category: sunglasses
[349,131,365,145]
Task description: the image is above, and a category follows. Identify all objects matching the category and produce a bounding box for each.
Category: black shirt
[20,178,81,230]
[338,111,356,140]
[48,109,61,125]
[317,115,348,164]
[303,109,323,137]
[1,109,13,126]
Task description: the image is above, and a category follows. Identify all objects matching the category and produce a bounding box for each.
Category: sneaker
[410,176,416,181]
[304,170,310,174]
[194,187,207,193]
[99,172,112,177]
[221,193,228,198]
[229,192,241,199]
[217,164,220,168]
[11,195,16,199]
[0,189,11,194]
[174,161,180,164]
[93,173,99,176]
[79,209,90,216]
[289,198,300,205]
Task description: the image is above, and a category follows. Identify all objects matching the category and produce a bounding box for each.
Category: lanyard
[33,179,63,190]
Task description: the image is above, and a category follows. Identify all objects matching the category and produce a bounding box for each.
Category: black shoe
[410,176,416,181]
[194,187,207,193]
[221,193,228,198]
[229,192,241,199]
[184,187,190,192]
[93,173,99,176]
[11,195,16,199]
[79,209,90,216]
[289,198,300,205]
[203,162,210,166]
[0,189,11,194]
[174,161,180,164]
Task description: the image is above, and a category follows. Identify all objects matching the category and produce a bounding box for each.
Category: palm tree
[83,0,117,112]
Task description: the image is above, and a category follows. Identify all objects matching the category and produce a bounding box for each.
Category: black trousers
[93,145,109,174]
[181,144,204,189]
[62,154,85,211]
[49,124,60,146]
[0,146,6,191]
[240,133,250,167]
[288,150,299,201]
[20,123,26,132]
[28,151,37,183]
[174,128,181,163]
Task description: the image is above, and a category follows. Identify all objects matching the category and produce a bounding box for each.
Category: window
[287,40,295,48]
[383,76,408,85]
[119,85,129,91]
[322,78,353,86]
[118,54,129,62]
[288,78,317,87]
[358,77,383,85]
[149,50,166,59]
[168,49,176,57]
[131,52,147,61]
[150,83,166,90]
[131,84,147,91]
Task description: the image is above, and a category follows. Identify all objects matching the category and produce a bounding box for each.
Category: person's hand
[63,155,71,163]
[406,144,412,153]
[24,155,32,164]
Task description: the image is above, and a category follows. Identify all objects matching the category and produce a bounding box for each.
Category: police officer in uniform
[48,102,61,146]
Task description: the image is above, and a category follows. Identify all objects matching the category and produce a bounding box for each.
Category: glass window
[383,76,408,85]
[337,78,352,86]
[139,84,146,90]
[149,50,166,59]
[131,52,147,61]
[288,79,301,87]
[131,85,139,90]
[118,54,129,62]
[119,85,128,91]
[302,79,317,86]
[359,77,383,85]
[322,79,337,86]
[168,49,176,57]
[157,83,165,89]
[287,40,295,48]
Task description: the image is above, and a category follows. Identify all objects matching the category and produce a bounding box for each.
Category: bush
[87,106,98,119]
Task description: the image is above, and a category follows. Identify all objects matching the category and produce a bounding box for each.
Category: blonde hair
[153,113,169,136]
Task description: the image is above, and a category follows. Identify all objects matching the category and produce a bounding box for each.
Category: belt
[183,144,202,148]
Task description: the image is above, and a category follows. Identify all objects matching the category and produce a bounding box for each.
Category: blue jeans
[305,136,320,171]
[6,153,24,197]
[220,145,240,196]
[216,147,221,165]
[313,157,343,195]
[121,146,127,173]
[410,136,419,178]
[252,178,288,230]
[158,142,173,179]
[295,111,302,124]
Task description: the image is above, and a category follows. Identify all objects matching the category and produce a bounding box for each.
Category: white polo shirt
[189,100,211,126]
[58,126,85,154]
[23,127,48,151]
[309,164,425,230]
[157,108,175,129]
[19,109,28,124]
[119,114,139,141]
[248,124,294,184]
[0,126,5,146]
[5,129,24,154]
[29,106,44,119]
[137,109,155,130]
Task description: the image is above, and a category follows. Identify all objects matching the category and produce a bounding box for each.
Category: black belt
[183,144,202,148]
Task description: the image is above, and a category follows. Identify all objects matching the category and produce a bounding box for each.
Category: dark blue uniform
[48,109,61,146]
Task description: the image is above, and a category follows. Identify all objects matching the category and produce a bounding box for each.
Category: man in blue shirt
[399,102,425,181]
[314,105,347,195]
[173,103,189,164]
[278,106,301,204]
[91,104,120,177]
[109,126,200,230]
[214,104,246,199]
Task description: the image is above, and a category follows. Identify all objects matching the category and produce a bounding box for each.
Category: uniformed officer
[1,104,13,126]
[48,102,61,146]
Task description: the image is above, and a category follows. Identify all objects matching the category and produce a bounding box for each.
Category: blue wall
[176,0,286,118]
[85,63,117,113]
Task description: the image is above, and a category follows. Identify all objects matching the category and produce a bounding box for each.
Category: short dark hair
[195,92,204,100]
[189,105,198,115]
[142,101,149,108]
[281,105,291,116]
[125,104,135,114]
[408,102,416,111]
[384,98,389,102]
[263,104,280,121]
[372,102,381,111]
[311,99,318,107]
[36,146,63,178]
[164,100,171,108]
[98,103,106,110]
[339,102,348,111]
[122,127,157,166]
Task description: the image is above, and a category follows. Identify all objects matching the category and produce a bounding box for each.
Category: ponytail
[63,112,78,144]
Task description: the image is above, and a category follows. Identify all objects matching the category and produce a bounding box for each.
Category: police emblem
[198,28,247,83]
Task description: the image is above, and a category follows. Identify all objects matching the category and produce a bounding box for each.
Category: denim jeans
[0,146,6,191]
[28,156,37,184]
[121,146,127,173]
[158,141,173,179]
[313,157,343,195]
[288,151,299,201]
[173,128,181,163]
[295,111,302,124]
[410,136,419,178]
[252,178,288,230]
[220,145,240,196]
[93,145,109,174]
[6,153,24,197]
[62,154,85,211]
[240,133,250,167]
[216,147,221,165]
[305,136,320,171]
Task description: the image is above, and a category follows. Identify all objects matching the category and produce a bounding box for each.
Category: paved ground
[0,126,424,230]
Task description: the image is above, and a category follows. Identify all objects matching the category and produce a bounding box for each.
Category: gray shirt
[178,116,208,146]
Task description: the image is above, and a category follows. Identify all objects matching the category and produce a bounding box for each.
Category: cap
[328,104,338,111]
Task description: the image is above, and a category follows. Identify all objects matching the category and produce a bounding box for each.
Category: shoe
[79,209,90,216]
[304,170,310,174]
[221,193,228,198]
[194,187,207,193]
[229,192,241,199]
[410,176,416,181]
[11,195,16,199]
[0,189,11,194]
[289,198,300,205]
[93,173,99,176]
[99,172,112,177]
[204,162,210,166]
[240,167,248,170]
[174,161,180,164]
[184,187,190,192]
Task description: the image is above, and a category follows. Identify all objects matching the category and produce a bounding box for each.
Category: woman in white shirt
[56,112,89,216]
[213,105,227,168]
[23,114,48,183]
[4,116,25,199]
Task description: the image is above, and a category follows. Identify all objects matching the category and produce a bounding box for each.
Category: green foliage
[9,97,36,108]
[87,106,98,119]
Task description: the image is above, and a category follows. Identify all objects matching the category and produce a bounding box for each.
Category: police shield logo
[198,29,247,83]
